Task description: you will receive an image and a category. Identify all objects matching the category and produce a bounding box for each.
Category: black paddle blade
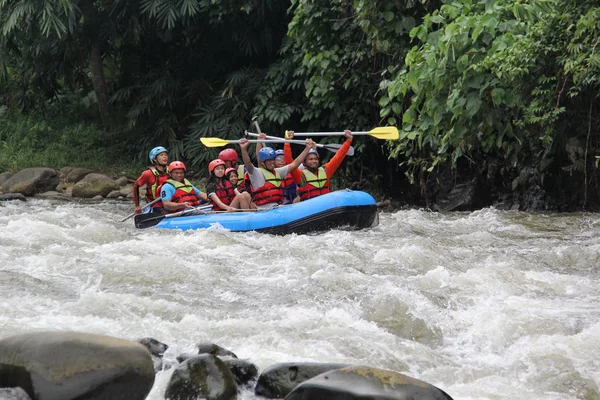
[134,212,165,229]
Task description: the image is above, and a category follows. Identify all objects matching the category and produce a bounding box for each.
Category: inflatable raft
[134,190,378,234]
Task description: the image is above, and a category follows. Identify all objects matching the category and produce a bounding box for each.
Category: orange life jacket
[163,179,199,208]
[298,167,330,200]
[211,179,236,211]
[251,168,284,206]
[146,167,169,206]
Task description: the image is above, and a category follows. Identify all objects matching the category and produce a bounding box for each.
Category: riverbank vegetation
[0,0,598,210]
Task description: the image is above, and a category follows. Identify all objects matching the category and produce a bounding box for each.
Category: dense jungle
[0,0,599,211]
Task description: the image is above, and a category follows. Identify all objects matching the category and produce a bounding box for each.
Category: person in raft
[254,133,298,205]
[159,161,208,213]
[225,168,245,192]
[239,137,316,209]
[206,159,255,211]
[286,130,353,202]
[218,148,246,191]
[132,146,169,214]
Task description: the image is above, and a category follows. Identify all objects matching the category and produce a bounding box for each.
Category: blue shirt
[161,183,201,202]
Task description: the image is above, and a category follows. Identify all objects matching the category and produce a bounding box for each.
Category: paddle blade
[369,126,399,140]
[322,143,355,156]
[200,137,231,147]
[134,212,165,229]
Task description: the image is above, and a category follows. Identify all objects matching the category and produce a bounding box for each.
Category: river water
[1,199,599,400]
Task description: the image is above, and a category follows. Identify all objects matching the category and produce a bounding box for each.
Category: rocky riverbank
[0,331,453,400]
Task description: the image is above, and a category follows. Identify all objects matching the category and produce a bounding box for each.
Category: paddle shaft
[121,197,162,222]
[292,131,369,136]
[243,132,354,156]
[135,204,212,228]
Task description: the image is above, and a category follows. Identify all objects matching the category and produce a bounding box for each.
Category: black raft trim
[253,205,379,235]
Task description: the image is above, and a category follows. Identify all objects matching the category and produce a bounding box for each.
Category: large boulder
[0,387,32,400]
[285,366,454,400]
[196,342,238,358]
[254,362,349,398]
[2,168,59,196]
[219,357,258,387]
[0,331,155,400]
[165,354,237,400]
[72,173,119,198]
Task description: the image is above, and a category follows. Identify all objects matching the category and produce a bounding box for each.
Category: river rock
[65,168,93,183]
[254,362,349,398]
[0,171,13,188]
[0,193,27,202]
[138,337,168,372]
[120,186,133,197]
[106,190,122,198]
[219,357,258,387]
[72,173,119,198]
[0,387,32,400]
[114,176,128,186]
[0,331,155,400]
[285,366,454,400]
[196,341,238,358]
[2,168,59,196]
[165,354,237,400]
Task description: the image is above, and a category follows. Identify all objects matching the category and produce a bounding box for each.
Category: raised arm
[323,130,353,178]
[239,138,255,174]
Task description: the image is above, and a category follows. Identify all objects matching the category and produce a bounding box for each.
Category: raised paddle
[290,126,399,140]
[244,131,355,156]
[134,204,213,229]
[121,197,162,222]
[200,137,353,155]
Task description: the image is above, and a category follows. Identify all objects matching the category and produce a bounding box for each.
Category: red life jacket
[163,179,199,208]
[298,167,331,200]
[146,167,169,207]
[281,173,297,203]
[252,168,284,206]
[211,179,236,211]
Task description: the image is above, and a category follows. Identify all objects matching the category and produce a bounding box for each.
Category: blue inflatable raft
[134,190,378,234]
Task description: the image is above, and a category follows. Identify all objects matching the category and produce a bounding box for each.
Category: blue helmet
[149,146,168,163]
[275,149,284,156]
[307,149,319,157]
[258,147,277,162]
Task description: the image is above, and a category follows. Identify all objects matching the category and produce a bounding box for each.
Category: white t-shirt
[247,165,290,189]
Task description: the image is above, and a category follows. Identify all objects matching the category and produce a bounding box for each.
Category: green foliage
[385,0,600,201]
[0,111,137,174]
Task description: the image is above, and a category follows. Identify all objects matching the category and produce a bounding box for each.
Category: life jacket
[211,179,236,211]
[163,178,199,207]
[146,167,169,206]
[298,167,330,200]
[251,168,284,206]
[281,173,297,204]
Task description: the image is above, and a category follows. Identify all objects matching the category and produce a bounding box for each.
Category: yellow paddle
[200,137,353,154]
[290,126,399,140]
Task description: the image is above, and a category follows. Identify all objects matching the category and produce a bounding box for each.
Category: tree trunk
[89,45,115,131]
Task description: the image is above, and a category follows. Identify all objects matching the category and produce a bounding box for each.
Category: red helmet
[218,148,238,162]
[168,161,186,172]
[225,167,237,176]
[208,159,226,173]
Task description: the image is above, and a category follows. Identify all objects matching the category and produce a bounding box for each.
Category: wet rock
[72,173,119,198]
[58,167,75,180]
[0,387,32,400]
[120,186,133,197]
[138,337,168,373]
[66,168,93,183]
[254,362,349,398]
[0,331,155,400]
[0,193,27,202]
[165,354,237,400]
[2,168,59,196]
[219,357,258,387]
[106,190,122,198]
[285,366,453,400]
[434,179,478,212]
[196,342,238,358]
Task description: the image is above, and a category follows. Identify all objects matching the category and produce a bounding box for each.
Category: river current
[1,199,599,400]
